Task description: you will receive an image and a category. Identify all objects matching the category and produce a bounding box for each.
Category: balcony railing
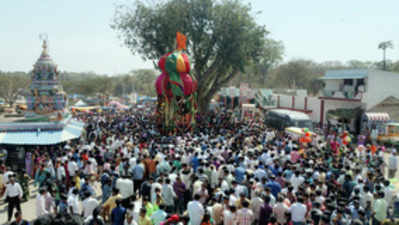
[322,90,362,100]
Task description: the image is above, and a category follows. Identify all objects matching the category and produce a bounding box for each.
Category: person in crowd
[36,188,48,217]
[10,211,29,225]
[5,106,397,225]
[111,199,126,225]
[5,175,23,222]
[187,194,205,225]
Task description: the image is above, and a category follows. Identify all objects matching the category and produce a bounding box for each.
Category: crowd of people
[1,106,399,225]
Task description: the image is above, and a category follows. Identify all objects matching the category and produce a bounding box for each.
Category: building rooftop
[322,69,369,80]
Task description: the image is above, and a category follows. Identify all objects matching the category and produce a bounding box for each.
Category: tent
[108,100,129,109]
[74,100,87,107]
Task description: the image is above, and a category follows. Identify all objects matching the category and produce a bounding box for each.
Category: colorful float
[154,32,197,134]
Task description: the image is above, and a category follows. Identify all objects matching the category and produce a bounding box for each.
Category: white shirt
[223,210,235,225]
[116,178,134,199]
[290,175,305,192]
[5,182,23,198]
[124,219,138,225]
[388,154,398,170]
[361,191,374,209]
[82,197,99,218]
[289,202,307,222]
[67,194,80,214]
[68,161,78,177]
[36,194,49,217]
[57,166,66,181]
[187,200,205,225]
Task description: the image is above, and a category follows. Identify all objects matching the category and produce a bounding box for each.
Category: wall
[365,70,399,110]
[324,80,341,91]
[307,97,321,122]
[276,94,321,123]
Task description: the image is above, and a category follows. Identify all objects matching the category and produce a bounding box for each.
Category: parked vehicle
[265,109,313,130]
[377,122,399,146]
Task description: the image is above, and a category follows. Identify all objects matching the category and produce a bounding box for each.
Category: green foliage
[0,71,30,107]
[112,69,157,97]
[112,0,278,111]
[265,60,324,93]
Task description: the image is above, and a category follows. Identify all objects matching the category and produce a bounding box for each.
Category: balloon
[155,73,173,98]
[299,137,305,143]
[155,73,165,95]
[304,136,312,143]
[358,145,365,151]
[303,128,309,133]
[305,132,310,137]
[158,53,172,72]
[180,72,194,96]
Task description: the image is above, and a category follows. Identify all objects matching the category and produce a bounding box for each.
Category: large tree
[0,72,30,107]
[112,0,281,111]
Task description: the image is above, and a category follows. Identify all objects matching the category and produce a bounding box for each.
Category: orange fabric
[371,145,377,155]
[176,32,187,50]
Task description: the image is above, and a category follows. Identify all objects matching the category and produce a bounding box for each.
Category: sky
[0,0,398,75]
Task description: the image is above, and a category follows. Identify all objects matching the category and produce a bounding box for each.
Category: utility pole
[378,41,394,70]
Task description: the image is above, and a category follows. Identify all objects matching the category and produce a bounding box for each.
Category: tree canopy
[112,0,282,111]
[0,71,30,107]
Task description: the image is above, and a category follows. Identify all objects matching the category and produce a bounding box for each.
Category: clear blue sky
[0,0,398,75]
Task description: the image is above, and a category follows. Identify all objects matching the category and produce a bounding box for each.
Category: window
[343,79,353,85]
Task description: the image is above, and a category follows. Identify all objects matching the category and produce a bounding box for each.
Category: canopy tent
[0,119,85,145]
[71,106,101,113]
[364,112,390,121]
[74,100,87,107]
[108,100,129,109]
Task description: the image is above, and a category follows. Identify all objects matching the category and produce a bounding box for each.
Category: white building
[319,69,399,125]
[271,69,399,129]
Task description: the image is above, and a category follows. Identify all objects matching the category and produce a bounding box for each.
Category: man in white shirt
[67,158,78,177]
[5,176,23,222]
[360,186,374,209]
[36,188,48,217]
[223,205,236,225]
[82,191,99,218]
[290,171,304,192]
[67,188,80,215]
[116,175,134,207]
[56,162,66,181]
[289,197,307,225]
[388,149,398,178]
[187,194,205,225]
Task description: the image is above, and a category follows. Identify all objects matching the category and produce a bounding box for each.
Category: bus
[265,109,313,130]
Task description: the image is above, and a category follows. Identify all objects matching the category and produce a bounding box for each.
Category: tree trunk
[198,94,212,113]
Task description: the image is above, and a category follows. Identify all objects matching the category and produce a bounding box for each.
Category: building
[0,40,84,169]
[267,69,399,132]
[319,69,399,124]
